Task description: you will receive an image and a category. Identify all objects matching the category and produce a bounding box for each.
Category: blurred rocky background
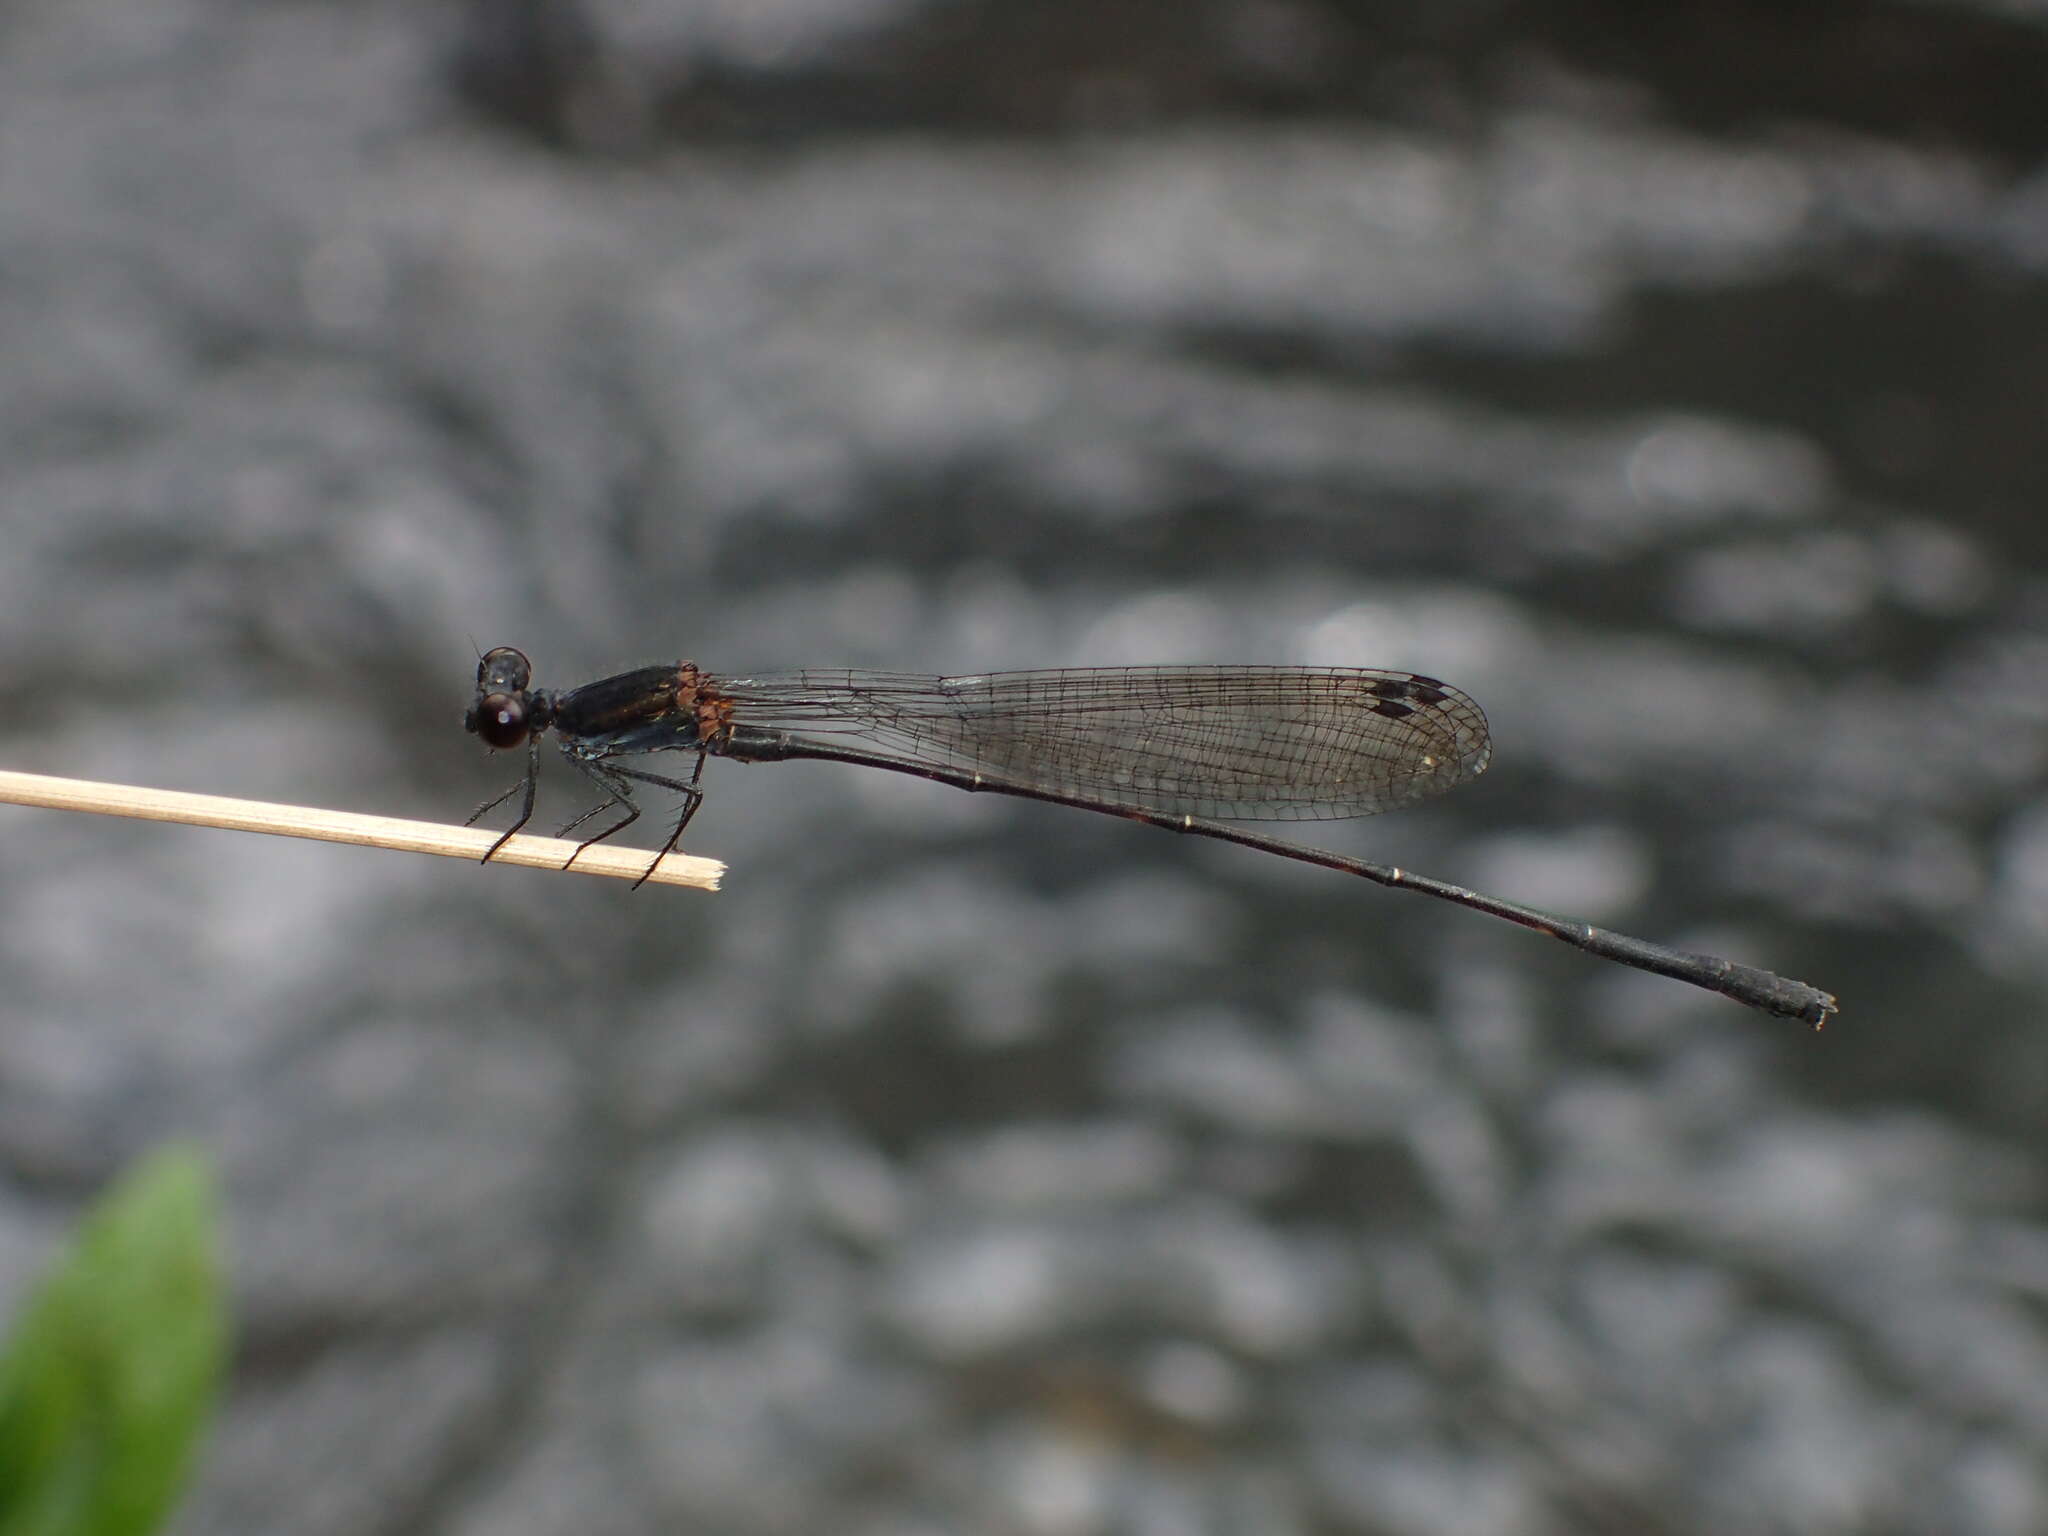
[3,0,2048,1532]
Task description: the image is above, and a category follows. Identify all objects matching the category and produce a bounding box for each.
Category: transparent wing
[707,666,1491,821]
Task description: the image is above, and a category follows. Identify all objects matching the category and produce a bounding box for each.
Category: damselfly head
[467,646,539,750]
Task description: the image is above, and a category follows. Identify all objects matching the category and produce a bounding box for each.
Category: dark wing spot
[1366,675,1451,707]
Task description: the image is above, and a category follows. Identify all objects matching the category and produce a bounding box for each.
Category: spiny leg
[554,794,619,840]
[467,734,543,863]
[604,754,708,888]
[557,756,644,872]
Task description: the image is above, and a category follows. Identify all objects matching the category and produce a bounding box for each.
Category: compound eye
[477,646,532,691]
[470,692,529,750]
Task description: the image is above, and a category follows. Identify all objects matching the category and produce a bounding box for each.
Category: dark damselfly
[464,647,1836,1025]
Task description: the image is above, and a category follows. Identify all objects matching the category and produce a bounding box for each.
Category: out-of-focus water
[3,2,2048,1532]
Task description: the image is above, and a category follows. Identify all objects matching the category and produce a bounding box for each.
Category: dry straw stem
[0,769,724,890]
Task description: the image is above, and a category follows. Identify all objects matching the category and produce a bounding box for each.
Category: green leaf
[0,1146,227,1536]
